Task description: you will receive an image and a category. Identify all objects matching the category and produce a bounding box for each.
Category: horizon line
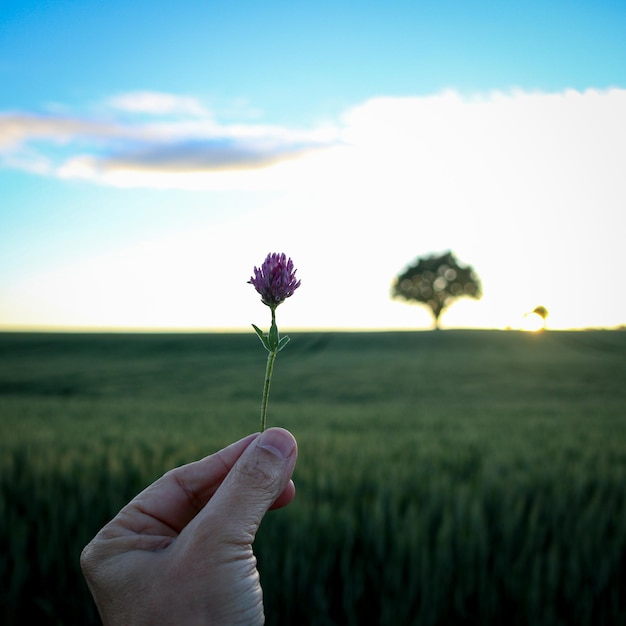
[0,323,623,334]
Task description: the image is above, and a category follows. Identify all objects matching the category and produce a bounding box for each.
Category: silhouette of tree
[391,251,482,329]
[527,305,548,330]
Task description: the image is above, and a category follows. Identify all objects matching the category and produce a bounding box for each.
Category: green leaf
[277,335,291,352]
[251,324,271,351]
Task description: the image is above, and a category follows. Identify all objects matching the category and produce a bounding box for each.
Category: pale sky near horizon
[1,0,625,332]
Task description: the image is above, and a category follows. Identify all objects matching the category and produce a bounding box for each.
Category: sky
[1,0,625,332]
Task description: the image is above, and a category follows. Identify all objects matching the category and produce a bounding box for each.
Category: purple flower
[249,252,301,308]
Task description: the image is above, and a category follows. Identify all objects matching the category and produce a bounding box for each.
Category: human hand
[80,427,298,625]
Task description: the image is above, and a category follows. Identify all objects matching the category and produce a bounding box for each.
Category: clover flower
[248,252,301,309]
[249,253,300,431]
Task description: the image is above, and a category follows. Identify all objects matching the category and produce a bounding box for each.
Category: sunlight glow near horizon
[1,88,625,333]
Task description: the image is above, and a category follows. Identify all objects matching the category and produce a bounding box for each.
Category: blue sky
[1,0,625,331]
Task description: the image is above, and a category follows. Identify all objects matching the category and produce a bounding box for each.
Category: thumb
[192,427,298,543]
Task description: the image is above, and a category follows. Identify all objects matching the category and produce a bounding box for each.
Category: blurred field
[1,329,625,625]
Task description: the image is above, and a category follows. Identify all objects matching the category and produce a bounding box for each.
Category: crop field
[1,329,625,625]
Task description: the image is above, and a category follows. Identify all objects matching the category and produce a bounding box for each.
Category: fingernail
[257,428,295,459]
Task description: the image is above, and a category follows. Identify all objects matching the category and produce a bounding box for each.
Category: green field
[1,329,625,625]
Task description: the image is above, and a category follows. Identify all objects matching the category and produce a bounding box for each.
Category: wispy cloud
[0,114,122,151]
[1,88,625,195]
[0,91,339,185]
[107,91,210,116]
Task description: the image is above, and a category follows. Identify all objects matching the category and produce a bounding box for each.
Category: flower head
[249,252,301,308]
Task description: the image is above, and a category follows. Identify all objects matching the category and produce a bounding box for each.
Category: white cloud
[0,114,119,151]
[107,91,209,116]
[2,88,625,192]
[0,93,339,183]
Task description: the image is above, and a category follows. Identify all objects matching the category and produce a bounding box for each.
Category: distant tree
[391,251,482,329]
[526,305,549,330]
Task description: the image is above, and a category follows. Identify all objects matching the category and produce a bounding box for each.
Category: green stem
[260,348,276,432]
[260,307,278,432]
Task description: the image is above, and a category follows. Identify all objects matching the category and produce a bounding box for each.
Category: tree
[526,305,548,330]
[391,251,482,329]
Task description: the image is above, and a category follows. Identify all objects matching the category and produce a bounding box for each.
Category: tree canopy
[391,251,482,329]
[526,305,549,330]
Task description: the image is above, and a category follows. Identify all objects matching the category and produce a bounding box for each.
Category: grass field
[1,329,625,625]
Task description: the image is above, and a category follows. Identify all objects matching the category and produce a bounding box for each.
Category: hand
[80,427,298,625]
